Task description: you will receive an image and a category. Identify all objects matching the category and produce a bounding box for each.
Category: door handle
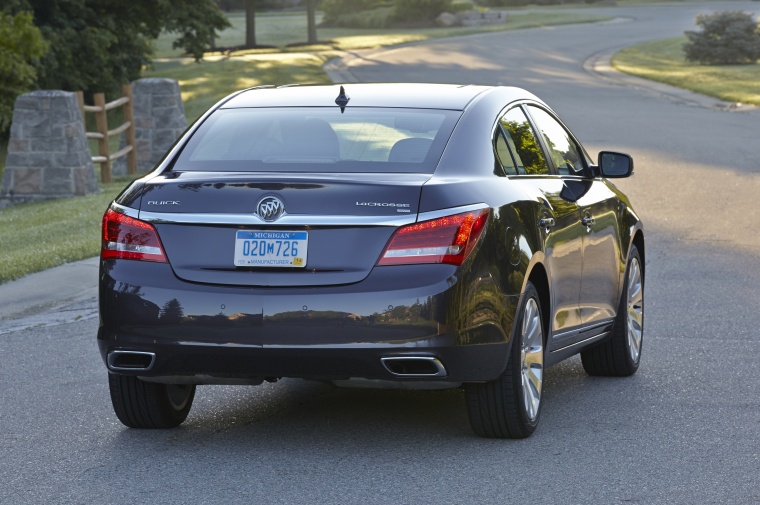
[581,216,595,227]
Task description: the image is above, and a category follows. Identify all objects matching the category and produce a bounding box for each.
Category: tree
[0,10,48,133]
[245,0,257,48]
[7,0,229,95]
[306,0,318,44]
[683,11,760,65]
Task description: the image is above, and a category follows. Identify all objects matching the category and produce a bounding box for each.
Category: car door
[525,105,621,333]
[495,106,584,338]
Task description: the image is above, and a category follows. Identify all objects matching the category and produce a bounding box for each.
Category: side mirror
[598,151,634,178]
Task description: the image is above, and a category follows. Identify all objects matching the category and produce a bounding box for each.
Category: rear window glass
[173,107,461,173]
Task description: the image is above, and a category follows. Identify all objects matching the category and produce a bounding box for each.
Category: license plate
[234,231,308,268]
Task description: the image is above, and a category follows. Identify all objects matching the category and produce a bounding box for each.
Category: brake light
[101,208,167,262]
[377,209,489,266]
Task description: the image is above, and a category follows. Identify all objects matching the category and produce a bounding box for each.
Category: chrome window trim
[110,202,139,219]
[416,203,488,222]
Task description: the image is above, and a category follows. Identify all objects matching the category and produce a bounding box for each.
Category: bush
[683,11,760,65]
[321,0,387,25]
[323,6,395,28]
[392,0,454,25]
[0,10,48,134]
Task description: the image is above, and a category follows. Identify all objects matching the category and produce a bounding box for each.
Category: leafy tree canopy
[0,10,48,132]
[5,0,229,94]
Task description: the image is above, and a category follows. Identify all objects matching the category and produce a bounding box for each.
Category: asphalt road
[2,3,760,504]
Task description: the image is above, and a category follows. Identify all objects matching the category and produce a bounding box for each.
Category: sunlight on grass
[613,37,760,105]
[145,54,332,122]
[153,11,611,57]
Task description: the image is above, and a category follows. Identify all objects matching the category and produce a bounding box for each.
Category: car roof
[221,83,513,111]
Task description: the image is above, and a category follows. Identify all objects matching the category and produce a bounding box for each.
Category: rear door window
[497,107,550,176]
[174,107,461,173]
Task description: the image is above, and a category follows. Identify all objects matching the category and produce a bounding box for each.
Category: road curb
[0,257,99,326]
[583,47,759,113]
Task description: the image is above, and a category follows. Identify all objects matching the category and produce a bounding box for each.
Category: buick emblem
[257,196,285,222]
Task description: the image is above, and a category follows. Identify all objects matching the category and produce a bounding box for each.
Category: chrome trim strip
[417,203,489,222]
[135,203,490,227]
[110,202,139,219]
[550,331,609,354]
[551,318,614,341]
[138,211,418,227]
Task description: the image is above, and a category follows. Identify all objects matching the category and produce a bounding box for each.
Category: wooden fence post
[93,92,111,183]
[122,83,138,175]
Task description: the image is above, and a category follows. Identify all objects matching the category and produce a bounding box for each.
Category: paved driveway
[2,3,760,503]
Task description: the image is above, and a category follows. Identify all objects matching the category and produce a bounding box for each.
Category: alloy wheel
[626,258,644,363]
[520,298,544,422]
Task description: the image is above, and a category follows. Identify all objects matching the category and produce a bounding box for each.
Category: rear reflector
[101,209,167,262]
[377,209,489,266]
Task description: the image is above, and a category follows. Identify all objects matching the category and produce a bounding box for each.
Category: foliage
[321,0,388,26]
[322,6,396,29]
[7,0,229,95]
[0,10,48,133]
[392,0,453,25]
[683,11,760,65]
[478,0,530,6]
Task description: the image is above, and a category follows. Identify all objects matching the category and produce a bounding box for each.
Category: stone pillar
[0,90,97,205]
[113,78,187,174]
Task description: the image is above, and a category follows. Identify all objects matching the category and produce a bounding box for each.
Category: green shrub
[449,1,475,14]
[321,0,388,25]
[478,0,531,6]
[392,0,454,25]
[683,11,760,65]
[323,6,395,28]
[0,10,48,134]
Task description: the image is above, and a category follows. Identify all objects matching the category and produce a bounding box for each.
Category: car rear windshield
[173,107,461,173]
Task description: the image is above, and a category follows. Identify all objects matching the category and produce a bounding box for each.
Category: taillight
[101,208,167,262]
[377,209,489,266]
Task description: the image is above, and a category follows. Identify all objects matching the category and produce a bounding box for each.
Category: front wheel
[108,373,195,429]
[581,244,644,377]
[465,281,545,439]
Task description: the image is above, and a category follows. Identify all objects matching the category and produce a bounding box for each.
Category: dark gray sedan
[99,83,644,438]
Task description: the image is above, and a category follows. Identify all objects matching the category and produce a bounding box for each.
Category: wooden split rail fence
[76,84,137,183]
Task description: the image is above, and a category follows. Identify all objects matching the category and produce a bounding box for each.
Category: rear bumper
[98,260,517,383]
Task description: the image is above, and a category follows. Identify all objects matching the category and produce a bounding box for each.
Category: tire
[581,245,644,377]
[108,373,195,429]
[465,281,545,439]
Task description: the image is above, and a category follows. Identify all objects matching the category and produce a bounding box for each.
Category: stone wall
[0,90,97,206]
[114,78,187,175]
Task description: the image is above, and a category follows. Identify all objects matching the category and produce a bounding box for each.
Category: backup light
[377,209,489,266]
[101,209,167,262]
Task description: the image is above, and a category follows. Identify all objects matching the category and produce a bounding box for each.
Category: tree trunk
[245,0,257,48]
[306,0,317,44]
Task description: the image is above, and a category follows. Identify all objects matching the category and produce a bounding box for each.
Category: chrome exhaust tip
[381,356,447,378]
[107,350,156,372]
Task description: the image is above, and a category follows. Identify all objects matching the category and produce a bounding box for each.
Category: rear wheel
[108,373,195,429]
[581,245,644,377]
[465,281,544,438]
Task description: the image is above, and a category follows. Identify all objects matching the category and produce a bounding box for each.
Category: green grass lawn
[613,37,760,106]
[145,53,333,123]
[0,178,131,284]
